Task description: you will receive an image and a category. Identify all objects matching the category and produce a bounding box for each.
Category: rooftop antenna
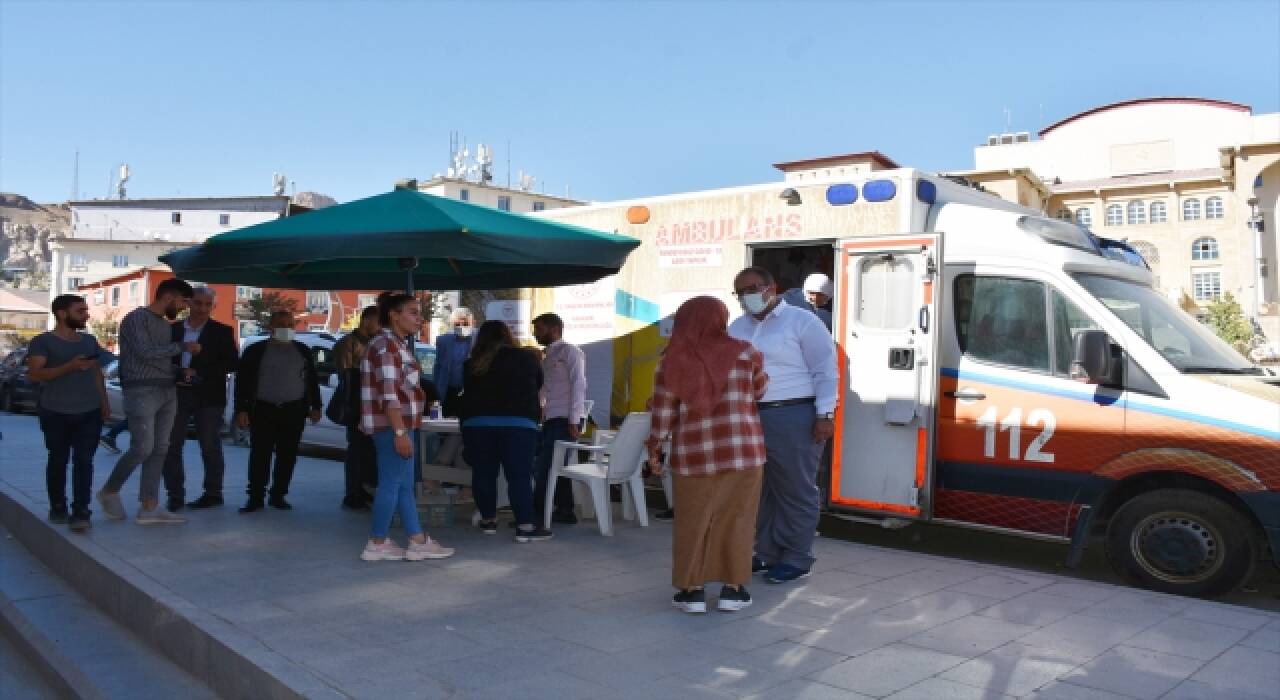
[518,171,535,192]
[506,139,511,188]
[72,149,79,200]
[1003,107,1012,133]
[116,163,130,200]
[475,143,493,184]
[273,172,287,196]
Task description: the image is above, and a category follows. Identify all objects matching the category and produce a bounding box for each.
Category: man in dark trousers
[162,287,238,511]
[333,305,379,511]
[234,310,322,512]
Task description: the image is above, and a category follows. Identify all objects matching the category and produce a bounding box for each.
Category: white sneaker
[136,508,186,525]
[406,537,455,561]
[97,490,126,520]
[361,539,406,561]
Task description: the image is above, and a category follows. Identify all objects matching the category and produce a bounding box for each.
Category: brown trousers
[671,468,763,590]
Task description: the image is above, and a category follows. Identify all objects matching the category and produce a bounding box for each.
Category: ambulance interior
[750,243,836,315]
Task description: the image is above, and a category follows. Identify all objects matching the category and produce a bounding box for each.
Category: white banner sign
[554,277,616,344]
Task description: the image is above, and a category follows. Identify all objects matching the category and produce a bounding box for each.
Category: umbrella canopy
[159,187,639,290]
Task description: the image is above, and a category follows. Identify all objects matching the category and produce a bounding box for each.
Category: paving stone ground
[2,412,1278,699]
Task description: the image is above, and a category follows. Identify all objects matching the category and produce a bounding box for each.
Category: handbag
[325,369,359,427]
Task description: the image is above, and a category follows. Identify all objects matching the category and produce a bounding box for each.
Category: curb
[0,485,346,700]
[0,587,102,700]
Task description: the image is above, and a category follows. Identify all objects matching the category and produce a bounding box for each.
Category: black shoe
[68,511,92,532]
[187,494,224,509]
[551,510,578,525]
[752,556,771,574]
[514,526,553,543]
[48,506,70,524]
[717,585,752,612]
[341,498,370,512]
[166,498,184,513]
[268,497,292,510]
[764,563,811,584]
[654,508,675,521]
[239,499,264,513]
[672,589,707,614]
[479,520,498,535]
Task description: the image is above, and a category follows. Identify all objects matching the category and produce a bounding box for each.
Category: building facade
[957,97,1280,341]
[52,196,292,304]
[416,177,581,214]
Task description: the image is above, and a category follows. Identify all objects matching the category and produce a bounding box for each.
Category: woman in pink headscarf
[647,296,768,614]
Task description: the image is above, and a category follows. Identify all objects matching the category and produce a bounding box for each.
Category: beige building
[954,97,1280,342]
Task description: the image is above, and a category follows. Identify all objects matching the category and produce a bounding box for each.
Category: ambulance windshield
[1074,274,1259,375]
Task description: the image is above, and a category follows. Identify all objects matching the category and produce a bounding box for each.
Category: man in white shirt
[533,313,587,525]
[728,266,839,584]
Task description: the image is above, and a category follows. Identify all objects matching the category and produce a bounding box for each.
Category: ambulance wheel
[1106,489,1256,597]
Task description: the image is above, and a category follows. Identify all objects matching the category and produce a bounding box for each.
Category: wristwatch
[394,428,409,438]
[818,412,835,421]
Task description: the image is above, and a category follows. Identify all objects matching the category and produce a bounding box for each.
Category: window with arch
[1206,196,1224,219]
[1183,198,1201,221]
[1130,240,1159,264]
[1075,208,1092,226]
[1126,200,1146,225]
[1055,209,1072,221]
[1149,201,1167,223]
[1191,237,1219,261]
[1106,204,1123,226]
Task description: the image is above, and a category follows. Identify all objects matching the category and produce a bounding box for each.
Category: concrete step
[0,524,218,700]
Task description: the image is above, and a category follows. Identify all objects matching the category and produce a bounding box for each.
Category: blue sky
[2,0,1278,204]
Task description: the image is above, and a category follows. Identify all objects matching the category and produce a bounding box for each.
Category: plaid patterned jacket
[647,347,768,477]
[360,330,426,435]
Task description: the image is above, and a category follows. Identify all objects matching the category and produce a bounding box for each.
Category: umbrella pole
[400,258,418,352]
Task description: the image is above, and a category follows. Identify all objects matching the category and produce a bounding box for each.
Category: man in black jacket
[233,310,322,512]
[163,287,238,511]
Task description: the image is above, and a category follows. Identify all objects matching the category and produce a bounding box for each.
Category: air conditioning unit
[1015,132,1031,143]
[987,135,1000,146]
[1000,134,1015,145]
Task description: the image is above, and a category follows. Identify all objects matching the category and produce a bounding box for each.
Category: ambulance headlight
[1017,215,1101,255]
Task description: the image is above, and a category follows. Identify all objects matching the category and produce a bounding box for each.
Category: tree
[88,309,120,351]
[236,291,299,334]
[1204,292,1254,355]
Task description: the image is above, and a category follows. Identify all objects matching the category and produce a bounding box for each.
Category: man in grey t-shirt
[26,294,111,531]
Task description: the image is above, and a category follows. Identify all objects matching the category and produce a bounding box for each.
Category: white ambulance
[539,169,1279,597]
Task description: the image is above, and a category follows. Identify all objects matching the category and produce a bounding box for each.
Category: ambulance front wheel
[1106,489,1257,597]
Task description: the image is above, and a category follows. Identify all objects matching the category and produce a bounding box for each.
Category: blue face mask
[455,325,473,338]
[740,293,768,315]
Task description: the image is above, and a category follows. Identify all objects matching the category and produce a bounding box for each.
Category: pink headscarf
[661,296,751,417]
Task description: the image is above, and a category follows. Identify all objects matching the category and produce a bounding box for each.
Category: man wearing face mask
[234,310,323,513]
[432,307,475,417]
[728,266,838,584]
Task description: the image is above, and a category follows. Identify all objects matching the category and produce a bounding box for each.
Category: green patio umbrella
[159,187,639,292]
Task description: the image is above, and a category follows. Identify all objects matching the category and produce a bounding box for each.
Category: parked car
[0,347,36,413]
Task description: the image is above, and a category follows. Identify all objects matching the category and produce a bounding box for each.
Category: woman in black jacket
[459,321,552,542]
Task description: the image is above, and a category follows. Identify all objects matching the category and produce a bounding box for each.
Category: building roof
[76,265,169,290]
[1039,97,1251,138]
[68,195,291,209]
[772,151,900,171]
[0,288,48,313]
[1048,168,1228,194]
[417,177,585,205]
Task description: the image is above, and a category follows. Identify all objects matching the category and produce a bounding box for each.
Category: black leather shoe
[187,494,224,509]
[341,498,370,512]
[268,497,293,510]
[239,499,264,513]
[166,498,185,513]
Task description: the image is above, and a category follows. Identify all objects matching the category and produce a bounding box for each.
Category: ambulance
[536,168,1280,597]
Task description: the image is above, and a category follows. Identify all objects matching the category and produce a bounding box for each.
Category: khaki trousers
[672,468,763,590]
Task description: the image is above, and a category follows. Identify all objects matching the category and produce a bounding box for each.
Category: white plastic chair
[544,412,650,535]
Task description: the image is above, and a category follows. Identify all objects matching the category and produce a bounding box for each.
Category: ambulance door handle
[945,389,986,401]
[918,306,930,333]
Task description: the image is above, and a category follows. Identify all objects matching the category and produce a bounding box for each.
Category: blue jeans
[463,426,538,526]
[370,429,422,539]
[38,408,103,513]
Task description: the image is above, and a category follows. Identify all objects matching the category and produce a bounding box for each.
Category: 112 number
[975,407,1056,463]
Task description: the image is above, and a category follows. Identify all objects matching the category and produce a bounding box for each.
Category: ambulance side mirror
[1071,330,1123,386]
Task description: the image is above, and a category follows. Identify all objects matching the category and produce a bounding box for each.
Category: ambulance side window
[1051,291,1102,377]
[954,275,1050,373]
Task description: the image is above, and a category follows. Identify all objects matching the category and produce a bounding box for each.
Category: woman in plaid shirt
[359,294,454,562]
[647,296,768,614]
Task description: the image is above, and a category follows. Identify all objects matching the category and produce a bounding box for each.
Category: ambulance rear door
[830,234,942,518]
